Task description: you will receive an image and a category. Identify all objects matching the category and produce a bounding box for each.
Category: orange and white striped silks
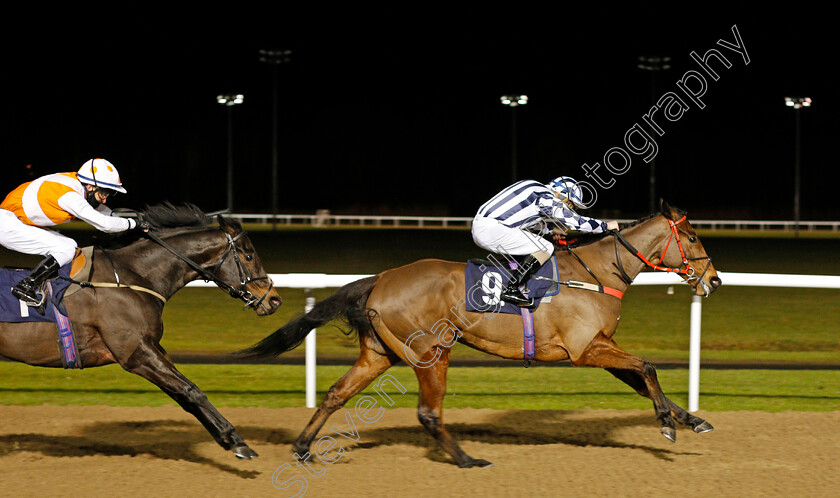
[0,172,84,227]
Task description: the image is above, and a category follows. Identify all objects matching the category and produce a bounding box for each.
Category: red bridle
[632,216,693,275]
[611,215,712,291]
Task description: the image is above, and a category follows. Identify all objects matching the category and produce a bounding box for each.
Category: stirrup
[12,284,47,308]
[16,291,46,308]
[501,290,536,309]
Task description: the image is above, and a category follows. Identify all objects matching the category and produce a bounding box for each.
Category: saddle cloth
[464,255,560,315]
[0,247,92,323]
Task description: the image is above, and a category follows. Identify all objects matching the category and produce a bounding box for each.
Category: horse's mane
[621,212,660,229]
[142,202,210,230]
[98,202,238,249]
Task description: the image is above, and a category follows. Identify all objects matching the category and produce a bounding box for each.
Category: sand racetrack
[0,405,837,497]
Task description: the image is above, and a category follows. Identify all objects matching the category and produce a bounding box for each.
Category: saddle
[64,247,94,297]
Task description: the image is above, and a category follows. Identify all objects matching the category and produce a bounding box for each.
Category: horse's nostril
[270,296,282,307]
[710,276,722,288]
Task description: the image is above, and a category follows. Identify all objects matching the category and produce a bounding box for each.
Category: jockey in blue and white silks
[472,176,618,307]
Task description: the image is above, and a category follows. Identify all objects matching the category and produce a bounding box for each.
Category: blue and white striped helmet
[548,176,584,209]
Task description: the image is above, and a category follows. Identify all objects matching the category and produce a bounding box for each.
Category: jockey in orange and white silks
[0,158,137,306]
[472,176,619,308]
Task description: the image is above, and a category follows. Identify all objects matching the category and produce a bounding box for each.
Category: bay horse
[0,203,282,459]
[242,200,721,468]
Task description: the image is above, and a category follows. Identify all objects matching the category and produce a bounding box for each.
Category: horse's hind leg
[413,347,492,468]
[293,337,400,455]
[121,340,257,459]
[575,332,678,442]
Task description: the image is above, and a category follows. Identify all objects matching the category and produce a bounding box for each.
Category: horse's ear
[217,214,237,235]
[659,199,687,220]
[660,198,673,218]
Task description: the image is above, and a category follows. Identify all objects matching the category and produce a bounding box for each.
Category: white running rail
[187,271,840,410]
[227,214,840,232]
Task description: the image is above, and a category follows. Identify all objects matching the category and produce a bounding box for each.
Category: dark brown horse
[242,201,721,468]
[0,203,282,459]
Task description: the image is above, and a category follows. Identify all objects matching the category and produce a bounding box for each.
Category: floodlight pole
[638,56,671,214]
[259,49,292,229]
[217,94,244,213]
[794,109,801,238]
[227,106,234,213]
[784,97,811,238]
[500,95,528,183]
[511,108,518,182]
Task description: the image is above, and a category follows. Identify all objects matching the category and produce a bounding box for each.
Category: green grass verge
[0,363,836,412]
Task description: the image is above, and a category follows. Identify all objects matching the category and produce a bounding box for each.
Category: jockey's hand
[606,220,620,231]
[553,233,567,243]
[130,217,152,232]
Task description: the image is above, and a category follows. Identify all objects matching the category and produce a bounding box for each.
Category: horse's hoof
[292,443,310,455]
[233,445,259,460]
[460,458,494,468]
[661,427,677,443]
[693,421,714,434]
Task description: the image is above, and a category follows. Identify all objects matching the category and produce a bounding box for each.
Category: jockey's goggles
[95,187,119,199]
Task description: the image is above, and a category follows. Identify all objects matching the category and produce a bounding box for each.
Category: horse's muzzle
[256,292,282,316]
[710,276,722,291]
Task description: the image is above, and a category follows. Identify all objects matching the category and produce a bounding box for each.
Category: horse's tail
[236,275,379,359]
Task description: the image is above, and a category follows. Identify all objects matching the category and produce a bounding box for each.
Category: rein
[144,228,273,310]
[61,227,272,307]
[555,215,712,298]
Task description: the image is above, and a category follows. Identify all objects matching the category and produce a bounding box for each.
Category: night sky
[2,9,836,221]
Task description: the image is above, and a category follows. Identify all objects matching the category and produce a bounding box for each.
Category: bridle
[145,228,274,310]
[610,215,714,294]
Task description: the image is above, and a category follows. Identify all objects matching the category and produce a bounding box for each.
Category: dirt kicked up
[0,405,837,497]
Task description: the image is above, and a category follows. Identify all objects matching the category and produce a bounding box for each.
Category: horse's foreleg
[666,397,714,433]
[293,340,399,455]
[575,333,677,442]
[606,367,713,435]
[414,347,492,468]
[121,341,256,459]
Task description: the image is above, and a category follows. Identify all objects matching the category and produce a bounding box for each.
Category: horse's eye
[245,254,253,262]
[689,236,697,243]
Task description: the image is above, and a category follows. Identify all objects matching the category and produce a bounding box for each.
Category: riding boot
[12,255,60,307]
[500,255,542,308]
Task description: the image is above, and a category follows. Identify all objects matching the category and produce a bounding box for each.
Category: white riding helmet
[548,176,585,209]
[77,158,127,193]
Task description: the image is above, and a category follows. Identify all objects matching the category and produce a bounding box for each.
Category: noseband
[611,216,713,293]
[146,229,273,310]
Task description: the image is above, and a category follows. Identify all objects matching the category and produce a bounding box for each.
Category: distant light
[258,49,292,64]
[637,55,671,71]
[217,94,245,106]
[784,97,812,109]
[501,94,528,107]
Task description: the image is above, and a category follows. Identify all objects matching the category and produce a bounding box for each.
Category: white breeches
[471,216,553,256]
[0,209,77,266]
